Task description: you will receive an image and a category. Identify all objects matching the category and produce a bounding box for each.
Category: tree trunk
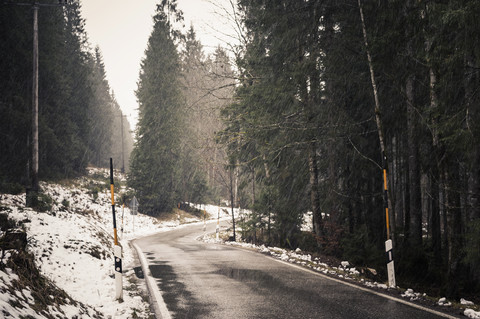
[309,141,323,236]
[27,4,40,208]
[429,67,442,264]
[252,167,255,206]
[406,73,422,247]
[230,167,236,241]
[263,155,271,242]
[445,162,463,298]
[393,135,404,234]
[358,0,394,240]
[465,47,480,221]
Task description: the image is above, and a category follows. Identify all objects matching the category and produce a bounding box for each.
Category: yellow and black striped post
[382,153,396,288]
[110,158,123,300]
[110,158,118,245]
[382,153,390,240]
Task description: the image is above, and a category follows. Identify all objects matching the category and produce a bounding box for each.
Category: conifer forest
[2,0,480,301]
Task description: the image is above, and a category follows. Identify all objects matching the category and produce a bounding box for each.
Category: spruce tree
[129,1,185,215]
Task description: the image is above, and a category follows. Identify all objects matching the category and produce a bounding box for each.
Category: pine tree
[87,47,114,168]
[129,1,185,215]
[0,4,32,189]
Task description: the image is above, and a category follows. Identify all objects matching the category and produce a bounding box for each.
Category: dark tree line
[0,0,134,192]
[219,0,480,298]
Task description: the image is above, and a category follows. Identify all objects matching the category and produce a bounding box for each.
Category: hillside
[0,167,194,318]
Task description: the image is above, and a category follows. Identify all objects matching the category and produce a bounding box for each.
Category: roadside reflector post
[216,205,220,241]
[129,196,139,234]
[121,202,124,238]
[385,239,395,287]
[203,209,206,232]
[382,153,396,288]
[110,158,123,300]
[114,245,123,299]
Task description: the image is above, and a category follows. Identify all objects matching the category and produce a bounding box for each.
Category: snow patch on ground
[0,168,215,318]
[465,308,480,319]
[217,240,392,290]
[437,297,452,307]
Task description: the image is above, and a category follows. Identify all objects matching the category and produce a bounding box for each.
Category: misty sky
[81,0,237,129]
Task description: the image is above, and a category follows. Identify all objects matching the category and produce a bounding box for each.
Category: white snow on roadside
[462,298,475,306]
[438,297,452,307]
[217,240,391,290]
[206,236,479,317]
[0,167,209,318]
[401,288,426,301]
[465,308,480,319]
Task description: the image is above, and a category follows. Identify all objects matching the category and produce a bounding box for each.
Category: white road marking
[266,253,459,319]
[132,242,172,319]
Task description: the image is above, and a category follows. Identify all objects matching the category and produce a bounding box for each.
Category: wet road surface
[133,222,457,319]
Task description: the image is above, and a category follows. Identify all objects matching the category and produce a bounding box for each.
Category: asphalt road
[134,221,457,319]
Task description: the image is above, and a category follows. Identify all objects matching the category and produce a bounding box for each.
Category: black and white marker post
[203,207,206,232]
[382,153,396,288]
[121,201,124,237]
[216,205,220,241]
[110,158,123,300]
[130,196,138,233]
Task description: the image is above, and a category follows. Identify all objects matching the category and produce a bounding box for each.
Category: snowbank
[0,168,206,318]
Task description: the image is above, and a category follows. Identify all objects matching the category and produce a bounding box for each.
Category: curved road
[133,222,457,319]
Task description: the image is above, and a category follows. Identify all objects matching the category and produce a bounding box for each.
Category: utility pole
[358,0,396,288]
[230,167,236,241]
[31,2,39,194]
[120,114,125,173]
[4,0,68,205]
[216,203,220,241]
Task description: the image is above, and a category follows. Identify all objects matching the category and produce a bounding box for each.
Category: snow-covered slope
[0,168,197,318]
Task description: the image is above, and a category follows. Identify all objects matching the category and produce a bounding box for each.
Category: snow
[462,298,475,305]
[218,240,392,291]
[402,288,421,301]
[465,308,480,319]
[0,167,220,318]
[437,297,452,307]
[1,167,478,318]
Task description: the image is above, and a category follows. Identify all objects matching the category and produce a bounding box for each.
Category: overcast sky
[81,0,238,129]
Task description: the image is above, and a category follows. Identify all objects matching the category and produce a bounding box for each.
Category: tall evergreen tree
[129,1,186,215]
[87,47,114,168]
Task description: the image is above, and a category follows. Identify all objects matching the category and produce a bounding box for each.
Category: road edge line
[221,243,459,319]
[268,255,459,319]
[132,241,172,319]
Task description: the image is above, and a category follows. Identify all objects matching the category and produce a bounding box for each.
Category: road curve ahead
[133,222,456,319]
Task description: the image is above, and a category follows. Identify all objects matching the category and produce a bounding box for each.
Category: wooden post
[216,204,220,241]
[358,0,396,287]
[120,115,125,173]
[110,158,122,300]
[31,3,39,193]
